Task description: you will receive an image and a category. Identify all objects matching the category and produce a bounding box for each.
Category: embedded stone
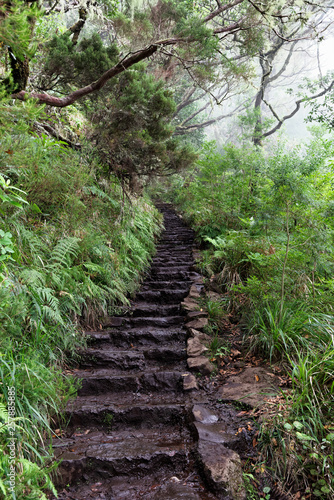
[186,310,208,321]
[183,373,198,391]
[197,442,246,500]
[218,367,278,407]
[188,284,201,299]
[187,337,208,357]
[185,317,208,330]
[188,328,211,343]
[206,291,221,301]
[181,297,200,312]
[187,356,214,375]
[194,422,239,447]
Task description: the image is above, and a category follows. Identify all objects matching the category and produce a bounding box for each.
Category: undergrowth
[158,136,334,499]
[0,99,162,498]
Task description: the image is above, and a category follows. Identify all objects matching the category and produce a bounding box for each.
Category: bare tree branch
[67,6,88,45]
[261,79,334,138]
[203,0,244,23]
[174,102,246,134]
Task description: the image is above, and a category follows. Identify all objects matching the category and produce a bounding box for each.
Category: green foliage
[42,33,119,90]
[0,99,163,498]
[0,0,39,62]
[94,64,197,184]
[165,134,334,498]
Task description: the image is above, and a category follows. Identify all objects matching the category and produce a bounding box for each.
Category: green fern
[49,237,80,268]
[83,185,120,209]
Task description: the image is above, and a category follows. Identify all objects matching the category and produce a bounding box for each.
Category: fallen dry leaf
[255,374,260,382]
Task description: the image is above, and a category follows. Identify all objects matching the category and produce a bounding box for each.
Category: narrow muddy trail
[52,204,247,500]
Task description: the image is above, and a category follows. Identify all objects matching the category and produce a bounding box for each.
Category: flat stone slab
[182,373,198,391]
[187,311,208,320]
[187,356,214,375]
[153,480,202,499]
[218,367,278,407]
[187,337,208,357]
[181,296,200,311]
[185,317,208,330]
[197,441,246,500]
[188,328,211,343]
[194,422,240,447]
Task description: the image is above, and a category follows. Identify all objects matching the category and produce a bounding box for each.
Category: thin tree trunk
[280,202,290,321]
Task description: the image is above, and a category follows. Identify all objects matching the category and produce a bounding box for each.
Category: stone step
[76,368,184,395]
[141,280,192,290]
[151,259,194,266]
[105,315,185,329]
[130,303,182,317]
[129,316,185,328]
[86,327,187,348]
[79,343,187,368]
[147,271,192,280]
[54,428,190,487]
[135,289,190,303]
[54,475,209,500]
[63,392,190,430]
[150,264,194,273]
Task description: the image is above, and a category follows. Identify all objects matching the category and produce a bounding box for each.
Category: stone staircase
[51,204,246,500]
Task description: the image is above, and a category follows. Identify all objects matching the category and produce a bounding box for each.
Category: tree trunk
[8,49,30,92]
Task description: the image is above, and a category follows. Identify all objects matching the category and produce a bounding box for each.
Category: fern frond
[20,269,46,287]
[49,237,80,268]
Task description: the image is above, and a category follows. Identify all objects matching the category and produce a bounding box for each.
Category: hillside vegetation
[1,0,334,498]
[159,137,334,498]
[0,98,162,499]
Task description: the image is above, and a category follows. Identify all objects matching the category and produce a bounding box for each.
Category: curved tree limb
[12,12,245,107]
[261,79,334,138]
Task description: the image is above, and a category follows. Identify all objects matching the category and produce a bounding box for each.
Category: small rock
[188,328,211,343]
[188,284,201,299]
[192,405,218,424]
[185,317,208,330]
[206,291,222,301]
[183,373,198,391]
[181,298,199,312]
[187,356,214,375]
[198,442,246,500]
[187,338,208,357]
[192,249,201,260]
[186,310,208,321]
[153,481,201,499]
[218,367,278,407]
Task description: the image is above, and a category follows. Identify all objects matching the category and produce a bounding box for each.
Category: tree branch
[67,6,88,45]
[174,102,246,134]
[261,79,334,138]
[34,121,81,149]
[203,0,244,23]
[12,13,245,107]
